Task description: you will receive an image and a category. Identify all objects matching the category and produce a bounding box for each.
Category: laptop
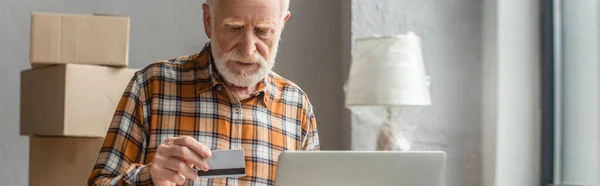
[274,151,446,186]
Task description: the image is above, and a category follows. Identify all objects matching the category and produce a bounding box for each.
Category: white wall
[0,0,345,185]
[351,0,483,186]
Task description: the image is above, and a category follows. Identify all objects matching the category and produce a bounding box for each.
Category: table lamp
[345,32,431,151]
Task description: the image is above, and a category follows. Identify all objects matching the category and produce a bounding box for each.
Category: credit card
[197,149,246,179]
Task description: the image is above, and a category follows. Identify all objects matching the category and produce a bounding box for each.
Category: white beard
[211,36,280,87]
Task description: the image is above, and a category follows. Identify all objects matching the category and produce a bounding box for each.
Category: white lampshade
[345,32,431,107]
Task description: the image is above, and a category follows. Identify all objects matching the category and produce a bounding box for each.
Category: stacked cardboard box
[21,12,136,186]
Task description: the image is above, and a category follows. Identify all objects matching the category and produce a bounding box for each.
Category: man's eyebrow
[256,22,275,29]
[222,18,245,27]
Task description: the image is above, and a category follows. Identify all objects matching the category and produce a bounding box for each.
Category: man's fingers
[172,136,212,158]
[162,144,210,171]
[162,157,199,181]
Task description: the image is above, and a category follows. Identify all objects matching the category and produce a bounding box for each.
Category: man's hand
[150,136,212,186]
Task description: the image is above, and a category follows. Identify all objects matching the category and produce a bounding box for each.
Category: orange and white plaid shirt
[88,42,320,186]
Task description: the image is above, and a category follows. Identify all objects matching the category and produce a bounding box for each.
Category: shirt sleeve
[301,103,320,151]
[88,73,153,186]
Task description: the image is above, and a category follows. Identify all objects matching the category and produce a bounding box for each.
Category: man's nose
[240,30,257,57]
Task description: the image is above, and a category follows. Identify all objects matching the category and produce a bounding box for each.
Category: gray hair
[205,0,290,17]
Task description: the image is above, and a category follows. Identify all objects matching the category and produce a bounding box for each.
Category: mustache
[222,48,267,65]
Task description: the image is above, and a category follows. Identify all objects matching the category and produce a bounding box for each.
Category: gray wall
[275,0,345,151]
[0,0,344,185]
[350,0,483,186]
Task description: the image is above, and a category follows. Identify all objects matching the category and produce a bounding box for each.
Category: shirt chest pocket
[147,97,231,151]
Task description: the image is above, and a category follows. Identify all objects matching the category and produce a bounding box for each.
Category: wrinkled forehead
[212,0,284,20]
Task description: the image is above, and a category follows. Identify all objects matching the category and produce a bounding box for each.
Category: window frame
[540,0,557,185]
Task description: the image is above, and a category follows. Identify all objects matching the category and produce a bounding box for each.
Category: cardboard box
[30,12,130,67]
[29,136,104,186]
[21,64,137,137]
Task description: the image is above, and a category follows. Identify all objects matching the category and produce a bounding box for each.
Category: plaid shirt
[88,42,320,186]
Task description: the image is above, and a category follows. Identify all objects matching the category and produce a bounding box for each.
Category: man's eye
[256,29,271,35]
[228,27,242,32]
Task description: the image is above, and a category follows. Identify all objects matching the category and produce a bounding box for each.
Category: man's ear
[281,11,291,31]
[202,3,212,38]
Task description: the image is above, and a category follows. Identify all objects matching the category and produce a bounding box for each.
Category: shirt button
[216,86,222,90]
[234,108,240,114]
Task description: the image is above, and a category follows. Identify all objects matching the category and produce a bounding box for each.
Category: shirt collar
[194,42,271,107]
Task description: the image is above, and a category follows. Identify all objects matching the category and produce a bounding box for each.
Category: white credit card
[197,149,246,179]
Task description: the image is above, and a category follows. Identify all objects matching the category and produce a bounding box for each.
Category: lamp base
[376,117,411,151]
[376,121,398,151]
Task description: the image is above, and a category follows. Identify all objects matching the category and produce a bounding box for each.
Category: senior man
[88,0,320,185]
